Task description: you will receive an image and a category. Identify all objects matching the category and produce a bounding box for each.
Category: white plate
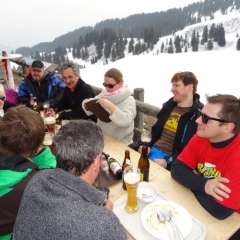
[141,200,193,240]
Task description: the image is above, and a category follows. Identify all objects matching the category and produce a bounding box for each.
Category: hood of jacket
[0,153,36,197]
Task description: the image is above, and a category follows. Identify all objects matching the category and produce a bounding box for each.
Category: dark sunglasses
[102,82,118,88]
[198,110,229,124]
[0,96,6,101]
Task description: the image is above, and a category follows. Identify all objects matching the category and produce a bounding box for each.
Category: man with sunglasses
[133,71,203,170]
[18,60,65,110]
[57,62,96,122]
[171,94,240,221]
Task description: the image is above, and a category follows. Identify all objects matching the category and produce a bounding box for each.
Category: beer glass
[123,165,140,213]
[141,129,151,146]
[43,102,50,116]
[44,116,56,135]
[43,132,55,155]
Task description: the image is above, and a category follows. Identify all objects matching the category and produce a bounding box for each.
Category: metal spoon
[157,210,175,240]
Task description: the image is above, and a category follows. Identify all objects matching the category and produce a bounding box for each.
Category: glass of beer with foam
[123,165,140,213]
[43,102,50,116]
[44,116,56,135]
[43,132,55,155]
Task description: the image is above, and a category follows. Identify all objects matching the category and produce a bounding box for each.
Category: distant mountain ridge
[16,26,93,56]
[15,0,240,57]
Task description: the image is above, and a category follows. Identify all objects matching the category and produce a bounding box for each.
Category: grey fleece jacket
[12,168,127,240]
[82,87,136,145]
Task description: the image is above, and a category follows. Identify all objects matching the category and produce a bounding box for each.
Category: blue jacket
[18,72,65,109]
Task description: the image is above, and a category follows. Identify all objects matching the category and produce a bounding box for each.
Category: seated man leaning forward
[57,62,97,122]
[18,60,65,110]
[0,105,56,240]
[171,94,240,220]
[13,120,127,240]
[132,71,203,170]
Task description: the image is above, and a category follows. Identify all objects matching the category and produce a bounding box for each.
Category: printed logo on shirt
[163,111,181,133]
[197,162,221,178]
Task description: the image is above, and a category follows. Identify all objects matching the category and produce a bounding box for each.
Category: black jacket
[150,93,203,170]
[18,72,65,110]
[58,78,97,122]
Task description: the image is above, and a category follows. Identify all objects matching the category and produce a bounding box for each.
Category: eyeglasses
[199,110,229,124]
[102,82,118,88]
[0,96,5,101]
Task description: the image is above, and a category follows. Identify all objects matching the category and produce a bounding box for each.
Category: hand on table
[103,198,113,210]
[96,99,115,113]
[153,159,167,169]
[205,177,231,201]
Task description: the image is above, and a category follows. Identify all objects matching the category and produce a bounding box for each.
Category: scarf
[102,82,128,96]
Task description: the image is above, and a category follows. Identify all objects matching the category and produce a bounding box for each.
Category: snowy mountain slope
[65,10,240,107]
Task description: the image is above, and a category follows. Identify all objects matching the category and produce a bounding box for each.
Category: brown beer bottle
[138,145,150,182]
[33,101,40,113]
[30,94,35,109]
[122,150,132,190]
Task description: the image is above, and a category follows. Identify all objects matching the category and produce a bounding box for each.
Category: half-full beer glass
[123,165,140,213]
[44,116,56,135]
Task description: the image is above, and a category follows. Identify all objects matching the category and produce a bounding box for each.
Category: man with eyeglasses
[57,62,97,122]
[171,94,240,222]
[18,60,65,110]
[132,71,203,170]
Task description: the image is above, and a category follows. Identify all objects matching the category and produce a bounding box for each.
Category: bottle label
[110,162,122,174]
[126,159,131,165]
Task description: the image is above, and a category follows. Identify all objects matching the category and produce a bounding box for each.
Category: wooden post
[22,65,29,75]
[133,88,144,141]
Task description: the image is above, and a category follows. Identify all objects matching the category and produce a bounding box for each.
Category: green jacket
[0,147,56,240]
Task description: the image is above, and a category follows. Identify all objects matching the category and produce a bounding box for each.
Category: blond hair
[104,68,123,83]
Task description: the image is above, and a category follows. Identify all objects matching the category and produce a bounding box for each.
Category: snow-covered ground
[78,51,240,107]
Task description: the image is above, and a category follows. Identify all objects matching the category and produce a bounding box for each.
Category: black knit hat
[31,60,44,69]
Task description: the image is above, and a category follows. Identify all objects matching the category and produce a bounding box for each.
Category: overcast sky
[1,0,200,50]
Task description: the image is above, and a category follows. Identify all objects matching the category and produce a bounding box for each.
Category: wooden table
[104,133,240,240]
